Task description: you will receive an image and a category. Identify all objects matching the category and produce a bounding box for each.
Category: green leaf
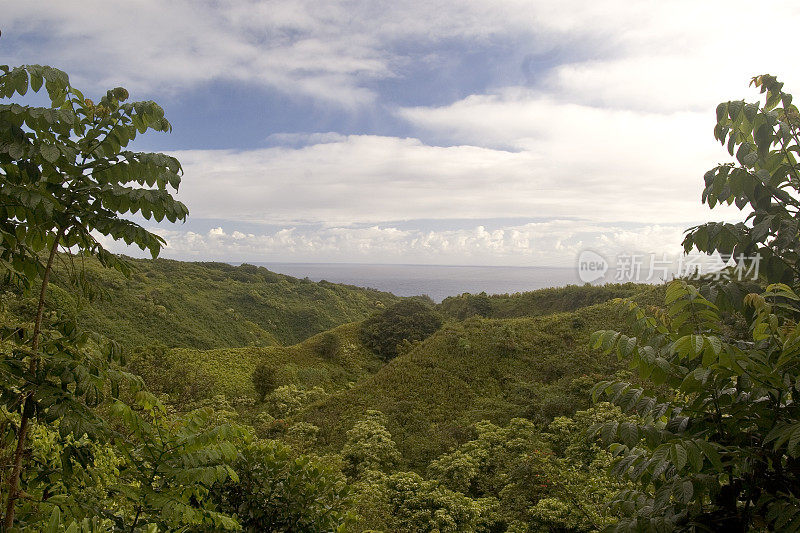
[686,441,703,472]
[679,480,693,503]
[695,440,722,470]
[620,422,639,446]
[39,143,60,163]
[691,335,704,357]
[30,71,43,92]
[45,506,61,533]
[670,443,687,471]
[8,142,25,159]
[755,123,773,155]
[14,68,29,96]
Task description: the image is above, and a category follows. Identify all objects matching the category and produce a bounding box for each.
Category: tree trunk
[3,229,63,529]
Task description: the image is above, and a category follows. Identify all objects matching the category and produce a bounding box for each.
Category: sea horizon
[249,261,583,303]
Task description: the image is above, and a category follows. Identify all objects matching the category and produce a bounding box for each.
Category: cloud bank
[98,220,686,267]
[8,1,800,264]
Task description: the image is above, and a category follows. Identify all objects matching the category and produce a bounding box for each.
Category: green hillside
[131,321,383,401]
[115,280,656,465]
[439,282,664,319]
[298,298,634,468]
[7,255,400,351]
[123,281,652,406]
[1,253,661,530]
[115,279,653,470]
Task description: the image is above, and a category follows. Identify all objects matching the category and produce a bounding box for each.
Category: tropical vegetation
[2,63,797,532]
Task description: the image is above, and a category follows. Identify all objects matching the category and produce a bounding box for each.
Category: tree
[531,404,630,532]
[264,384,328,419]
[360,299,443,361]
[590,76,800,531]
[211,439,355,532]
[350,468,486,533]
[426,415,622,531]
[342,410,402,478]
[251,363,279,401]
[440,292,493,320]
[0,64,188,527]
[427,418,550,530]
[315,331,341,359]
[0,405,123,528]
[591,281,800,530]
[107,392,246,530]
[683,74,800,288]
[382,471,483,532]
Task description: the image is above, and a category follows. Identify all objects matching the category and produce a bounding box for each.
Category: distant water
[255,263,582,303]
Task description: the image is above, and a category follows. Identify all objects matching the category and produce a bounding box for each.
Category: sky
[4,1,800,266]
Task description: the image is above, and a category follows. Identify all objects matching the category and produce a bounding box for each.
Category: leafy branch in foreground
[0,64,188,527]
[107,391,247,531]
[589,74,800,532]
[591,280,800,531]
[683,74,800,285]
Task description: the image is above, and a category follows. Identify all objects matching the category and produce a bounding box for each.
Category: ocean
[255,263,582,303]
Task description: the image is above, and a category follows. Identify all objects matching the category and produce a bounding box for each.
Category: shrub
[266,385,328,418]
[127,343,172,391]
[315,331,340,359]
[440,292,493,319]
[212,440,355,531]
[252,363,279,401]
[360,300,443,361]
[164,362,215,405]
[342,410,402,477]
[128,344,217,406]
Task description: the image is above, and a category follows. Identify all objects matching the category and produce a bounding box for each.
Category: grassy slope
[439,282,664,319]
[19,256,400,351]
[132,282,661,399]
[299,299,638,468]
[122,281,661,466]
[75,276,663,467]
[149,321,383,399]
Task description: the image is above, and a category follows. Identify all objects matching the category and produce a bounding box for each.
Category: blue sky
[5,1,800,265]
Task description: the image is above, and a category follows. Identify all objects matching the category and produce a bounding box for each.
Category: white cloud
[538,4,800,114]
[168,125,740,230]
[12,0,799,265]
[9,1,798,106]
[103,220,686,267]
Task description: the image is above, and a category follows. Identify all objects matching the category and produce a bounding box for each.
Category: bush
[266,385,328,418]
[127,344,215,406]
[440,292,493,320]
[212,440,354,531]
[360,300,443,361]
[315,331,340,359]
[252,363,279,400]
[342,410,402,477]
[127,343,172,391]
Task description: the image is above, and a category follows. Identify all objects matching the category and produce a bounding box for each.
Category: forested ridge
[5,65,800,532]
[5,255,399,350]
[3,256,648,531]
